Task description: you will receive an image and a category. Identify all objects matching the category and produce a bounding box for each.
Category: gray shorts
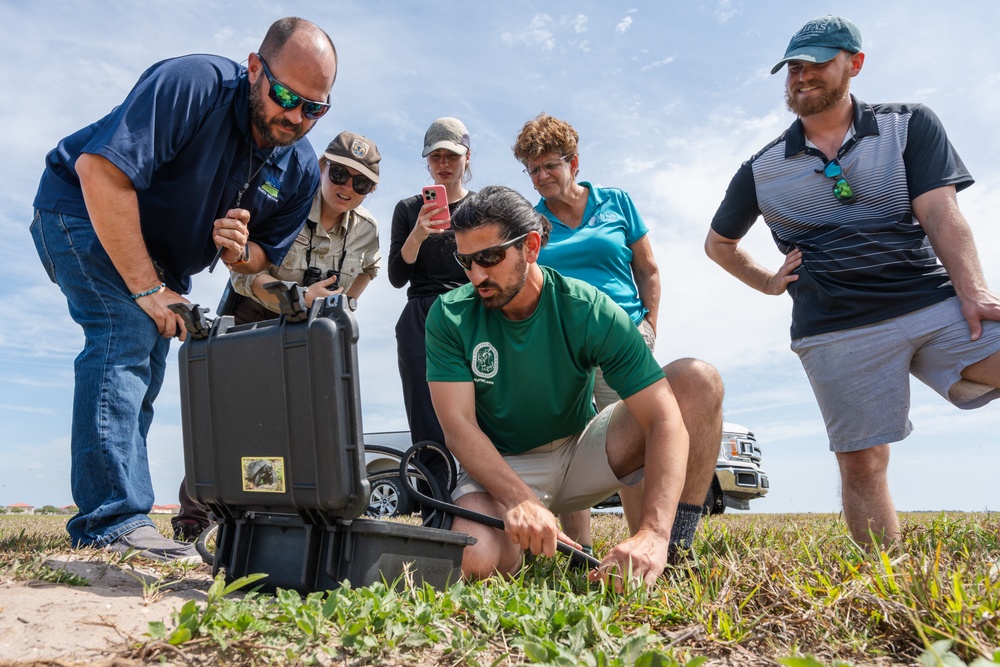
[451,404,644,514]
[791,297,1000,452]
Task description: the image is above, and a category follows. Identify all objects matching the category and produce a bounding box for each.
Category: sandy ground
[0,554,214,666]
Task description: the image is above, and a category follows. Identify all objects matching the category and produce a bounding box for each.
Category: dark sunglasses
[454,233,528,271]
[328,163,375,195]
[819,159,855,203]
[256,53,331,120]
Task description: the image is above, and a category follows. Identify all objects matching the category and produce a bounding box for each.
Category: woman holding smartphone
[388,117,474,484]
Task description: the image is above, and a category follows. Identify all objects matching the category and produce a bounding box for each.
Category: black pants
[395,296,452,501]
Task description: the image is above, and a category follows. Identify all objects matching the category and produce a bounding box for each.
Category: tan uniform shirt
[231,191,380,306]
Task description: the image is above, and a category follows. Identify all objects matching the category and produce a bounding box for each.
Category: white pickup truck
[704,422,769,514]
[363,421,769,517]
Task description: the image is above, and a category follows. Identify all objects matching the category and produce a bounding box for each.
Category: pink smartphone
[422,185,450,228]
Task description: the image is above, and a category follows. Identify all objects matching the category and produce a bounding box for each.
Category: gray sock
[669,502,703,556]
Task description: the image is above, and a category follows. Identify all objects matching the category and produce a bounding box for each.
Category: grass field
[1,512,998,666]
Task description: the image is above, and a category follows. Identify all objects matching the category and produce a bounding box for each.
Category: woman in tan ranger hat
[228,130,383,323]
[171,130,382,541]
[387,117,475,498]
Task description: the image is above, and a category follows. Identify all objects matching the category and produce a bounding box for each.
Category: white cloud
[615,16,633,34]
[570,14,588,33]
[715,0,740,23]
[501,13,555,50]
[640,56,676,72]
[0,404,55,415]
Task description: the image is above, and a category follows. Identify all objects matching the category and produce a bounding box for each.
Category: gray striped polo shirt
[711,95,973,339]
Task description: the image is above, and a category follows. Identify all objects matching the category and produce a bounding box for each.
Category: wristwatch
[225,244,250,268]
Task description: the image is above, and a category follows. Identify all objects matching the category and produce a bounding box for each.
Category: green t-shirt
[425,266,664,454]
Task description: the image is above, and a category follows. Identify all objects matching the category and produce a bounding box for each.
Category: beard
[249,77,309,147]
[785,64,852,117]
[476,253,528,310]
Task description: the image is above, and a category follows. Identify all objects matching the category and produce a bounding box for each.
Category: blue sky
[2,1,998,514]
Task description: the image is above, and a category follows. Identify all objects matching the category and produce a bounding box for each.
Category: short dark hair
[259,17,338,83]
[452,185,551,246]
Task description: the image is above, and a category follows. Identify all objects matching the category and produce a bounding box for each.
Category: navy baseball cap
[771,15,862,75]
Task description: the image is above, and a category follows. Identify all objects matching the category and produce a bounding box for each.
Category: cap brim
[421,140,469,157]
[770,45,844,74]
[325,154,379,183]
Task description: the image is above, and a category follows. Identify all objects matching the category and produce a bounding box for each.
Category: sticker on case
[241,456,286,493]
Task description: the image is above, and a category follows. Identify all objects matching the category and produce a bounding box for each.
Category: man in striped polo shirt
[705,15,1000,546]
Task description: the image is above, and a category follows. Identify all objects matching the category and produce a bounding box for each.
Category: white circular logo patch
[472,342,499,379]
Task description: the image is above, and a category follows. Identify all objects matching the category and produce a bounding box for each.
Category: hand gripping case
[177,294,370,522]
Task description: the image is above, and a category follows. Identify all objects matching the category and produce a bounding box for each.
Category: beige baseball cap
[422,117,470,157]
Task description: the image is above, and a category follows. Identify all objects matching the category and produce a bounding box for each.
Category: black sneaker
[172,520,207,543]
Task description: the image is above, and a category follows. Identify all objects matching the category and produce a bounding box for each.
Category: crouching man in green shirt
[426,185,723,589]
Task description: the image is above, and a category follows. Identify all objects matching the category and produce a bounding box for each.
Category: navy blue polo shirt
[33,54,320,294]
[711,96,972,339]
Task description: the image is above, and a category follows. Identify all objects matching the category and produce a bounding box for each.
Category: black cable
[195,523,218,566]
[397,443,601,570]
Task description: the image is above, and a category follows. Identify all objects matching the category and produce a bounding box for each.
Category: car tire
[365,473,414,518]
[703,481,726,515]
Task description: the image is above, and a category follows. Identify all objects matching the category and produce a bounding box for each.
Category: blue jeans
[30,209,169,546]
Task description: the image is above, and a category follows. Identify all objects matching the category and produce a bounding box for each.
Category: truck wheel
[703,482,726,515]
[365,473,413,518]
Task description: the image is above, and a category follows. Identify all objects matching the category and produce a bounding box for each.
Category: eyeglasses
[524,155,571,178]
[453,233,528,270]
[820,159,855,203]
[328,163,375,195]
[256,53,331,120]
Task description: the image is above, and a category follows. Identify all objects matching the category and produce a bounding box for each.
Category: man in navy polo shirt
[706,15,1000,546]
[30,17,338,562]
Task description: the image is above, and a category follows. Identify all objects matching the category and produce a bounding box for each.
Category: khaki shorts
[593,317,656,411]
[451,404,644,514]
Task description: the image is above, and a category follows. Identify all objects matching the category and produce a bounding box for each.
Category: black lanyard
[235,141,277,208]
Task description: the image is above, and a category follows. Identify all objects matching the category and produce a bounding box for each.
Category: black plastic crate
[213,513,474,593]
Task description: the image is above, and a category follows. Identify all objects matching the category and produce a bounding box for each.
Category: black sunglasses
[453,233,528,271]
[256,53,331,120]
[328,163,375,195]
[819,158,855,203]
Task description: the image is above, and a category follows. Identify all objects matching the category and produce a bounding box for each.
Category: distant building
[150,504,181,515]
[5,503,35,515]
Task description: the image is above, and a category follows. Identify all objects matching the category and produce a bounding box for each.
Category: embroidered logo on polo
[351,139,370,159]
[472,342,499,381]
[259,175,281,201]
[587,211,620,226]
